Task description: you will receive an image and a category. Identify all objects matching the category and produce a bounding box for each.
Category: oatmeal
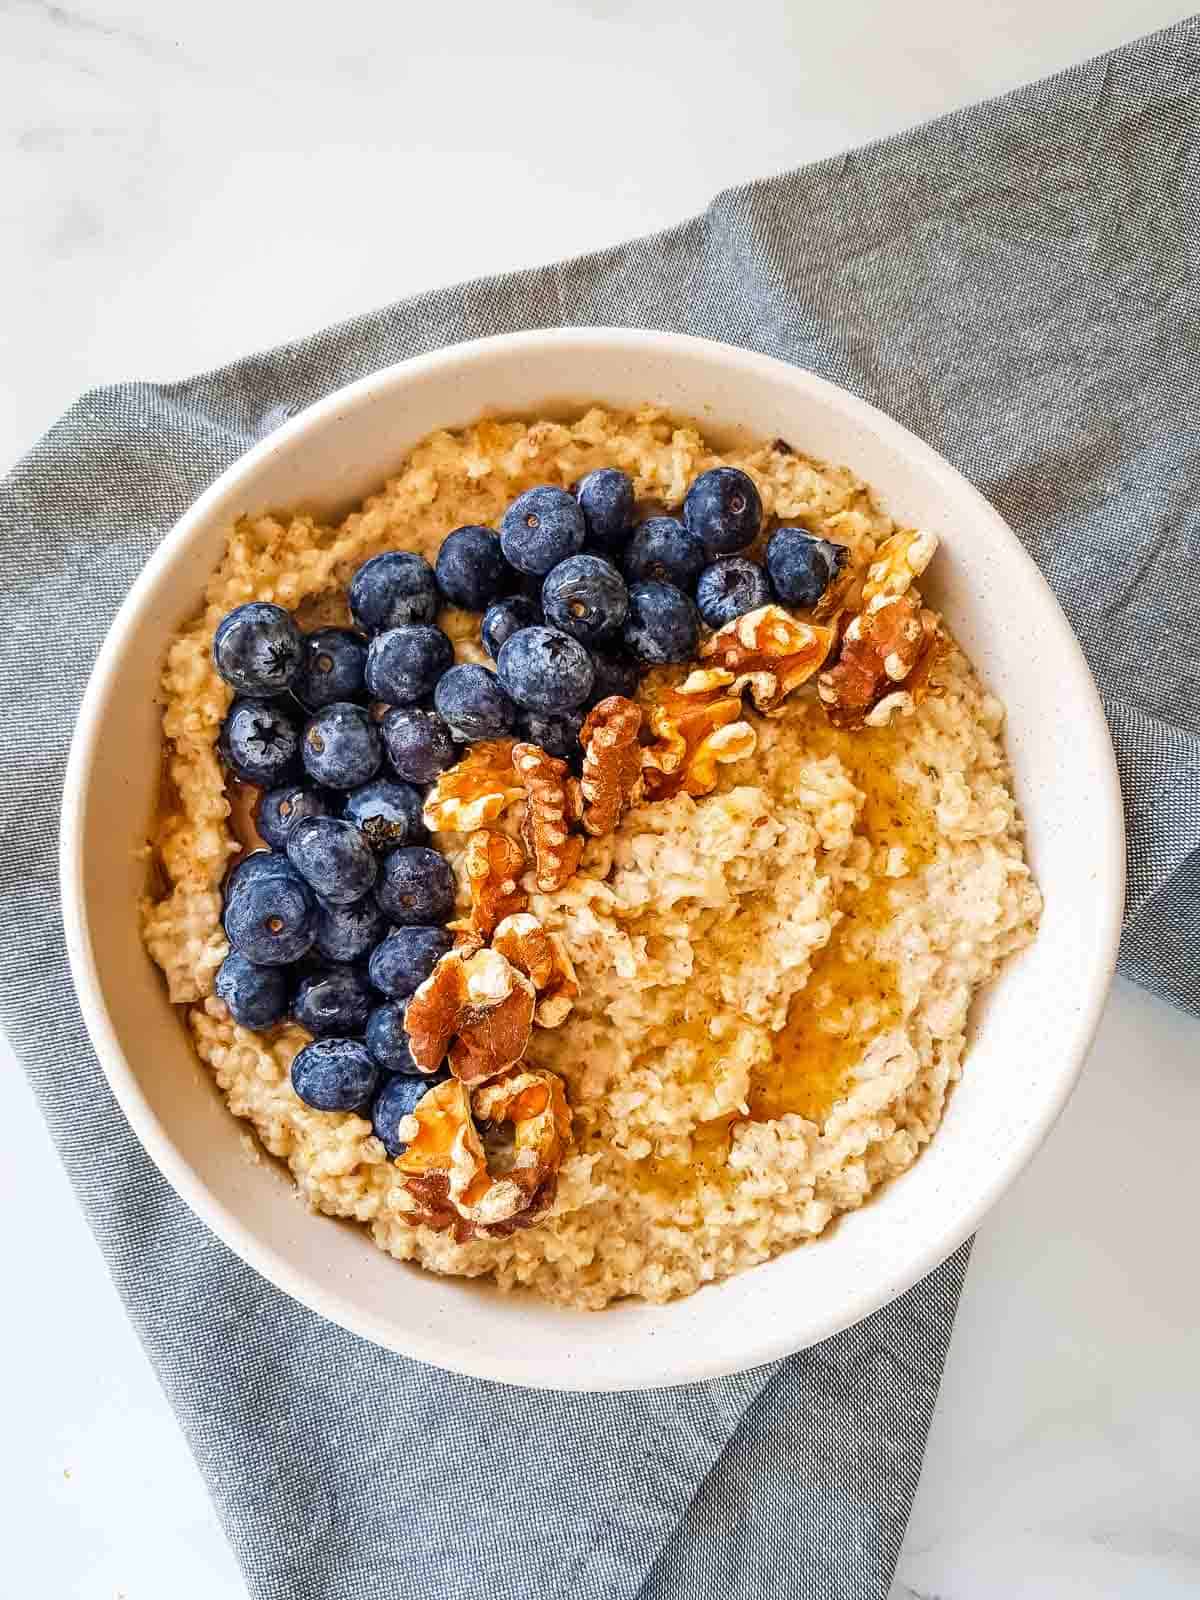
[142,408,1041,1308]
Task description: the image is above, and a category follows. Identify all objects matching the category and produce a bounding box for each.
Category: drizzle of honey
[226,778,268,858]
[631,706,936,1198]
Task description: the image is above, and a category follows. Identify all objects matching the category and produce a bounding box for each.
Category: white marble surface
[2,2,1197,1596]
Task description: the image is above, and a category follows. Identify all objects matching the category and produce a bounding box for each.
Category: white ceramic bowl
[60,329,1124,1390]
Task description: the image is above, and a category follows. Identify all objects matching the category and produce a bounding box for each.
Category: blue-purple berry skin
[214,952,290,1029]
[349,552,439,633]
[495,625,595,714]
[433,663,518,743]
[622,581,700,665]
[292,964,375,1038]
[364,625,454,706]
[481,595,541,661]
[286,816,378,906]
[380,707,457,784]
[292,628,367,710]
[623,518,706,591]
[343,777,426,853]
[300,702,382,790]
[291,1038,380,1112]
[435,525,510,610]
[212,602,303,696]
[256,784,332,850]
[365,1000,440,1077]
[574,468,634,555]
[541,554,628,646]
[764,527,849,609]
[368,926,454,999]
[223,868,316,965]
[500,486,587,576]
[682,467,763,557]
[695,557,774,628]
[312,895,389,964]
[376,845,456,926]
[219,698,302,786]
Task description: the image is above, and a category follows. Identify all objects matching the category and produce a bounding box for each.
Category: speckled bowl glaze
[60,329,1124,1390]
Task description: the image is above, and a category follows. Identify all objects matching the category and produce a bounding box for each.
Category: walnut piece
[816,593,943,729]
[512,741,584,892]
[492,911,580,1028]
[700,604,836,712]
[394,1069,570,1238]
[403,944,535,1086]
[423,739,524,834]
[580,695,644,836]
[642,671,757,800]
[451,828,528,940]
[861,528,938,605]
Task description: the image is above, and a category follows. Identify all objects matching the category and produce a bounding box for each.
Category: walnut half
[642,670,757,800]
[403,944,535,1086]
[816,593,942,729]
[394,1068,570,1238]
[512,741,584,892]
[423,739,525,834]
[450,828,528,940]
[580,695,644,837]
[492,911,579,1028]
[700,604,835,712]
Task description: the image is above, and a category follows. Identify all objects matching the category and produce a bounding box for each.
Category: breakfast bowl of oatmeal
[60,329,1123,1389]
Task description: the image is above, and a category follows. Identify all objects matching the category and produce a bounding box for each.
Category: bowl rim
[59,327,1125,1388]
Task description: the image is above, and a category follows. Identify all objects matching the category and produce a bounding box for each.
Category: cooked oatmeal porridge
[142,407,1041,1309]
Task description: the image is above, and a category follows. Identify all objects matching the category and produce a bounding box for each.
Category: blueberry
[379,707,456,784]
[364,625,453,706]
[223,848,297,898]
[342,777,426,853]
[696,556,774,628]
[517,708,585,763]
[372,1070,444,1155]
[349,552,439,633]
[434,663,518,742]
[765,527,849,608]
[293,964,375,1038]
[214,951,290,1029]
[481,594,541,660]
[500,486,586,576]
[622,581,700,665]
[291,1038,380,1113]
[623,517,706,590]
[574,468,634,554]
[312,895,389,964]
[541,554,628,647]
[435,525,509,610]
[286,816,378,906]
[683,467,763,557]
[587,651,641,706]
[366,1000,442,1077]
[223,869,316,965]
[219,698,302,786]
[255,783,331,850]
[368,926,454,998]
[496,625,595,713]
[377,845,456,926]
[212,602,303,697]
[301,701,382,789]
[292,627,367,710]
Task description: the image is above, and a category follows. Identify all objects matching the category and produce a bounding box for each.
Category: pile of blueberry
[209,464,846,1151]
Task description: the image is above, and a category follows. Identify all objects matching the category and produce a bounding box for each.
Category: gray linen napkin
[3,17,1198,1600]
